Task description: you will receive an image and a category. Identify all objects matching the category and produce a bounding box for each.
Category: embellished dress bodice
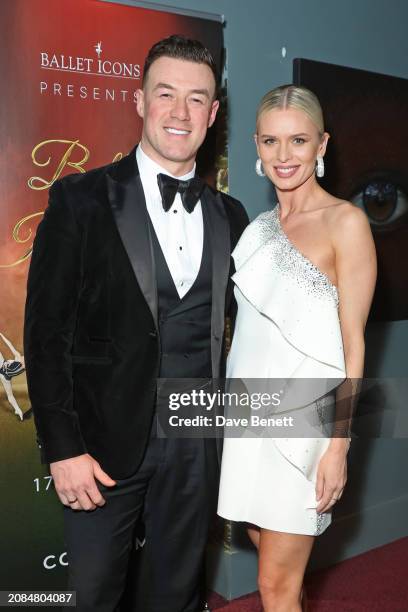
[229,206,343,379]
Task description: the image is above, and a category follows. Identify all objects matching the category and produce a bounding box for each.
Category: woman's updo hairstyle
[256,84,325,137]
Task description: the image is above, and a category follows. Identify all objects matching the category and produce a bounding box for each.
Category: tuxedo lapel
[106,148,158,329]
[106,151,231,367]
[201,185,231,378]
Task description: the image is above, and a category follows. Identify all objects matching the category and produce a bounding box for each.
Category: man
[24,35,248,612]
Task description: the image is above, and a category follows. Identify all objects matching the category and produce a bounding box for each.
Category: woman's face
[255,107,328,191]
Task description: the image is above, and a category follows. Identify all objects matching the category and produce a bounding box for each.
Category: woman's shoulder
[319,199,374,260]
[324,199,371,237]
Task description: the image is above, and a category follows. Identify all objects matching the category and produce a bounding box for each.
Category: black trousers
[63,434,219,612]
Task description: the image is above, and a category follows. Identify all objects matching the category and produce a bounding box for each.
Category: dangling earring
[316,155,325,178]
[255,158,265,177]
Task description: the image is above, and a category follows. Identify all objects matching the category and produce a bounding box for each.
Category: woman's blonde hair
[256,84,324,135]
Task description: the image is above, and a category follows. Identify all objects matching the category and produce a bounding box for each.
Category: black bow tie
[157,173,205,213]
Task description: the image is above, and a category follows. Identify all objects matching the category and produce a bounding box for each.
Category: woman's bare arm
[316,203,377,512]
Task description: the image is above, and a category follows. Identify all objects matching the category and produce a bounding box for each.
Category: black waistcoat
[149,208,212,378]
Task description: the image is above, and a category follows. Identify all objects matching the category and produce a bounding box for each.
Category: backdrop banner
[0,0,224,594]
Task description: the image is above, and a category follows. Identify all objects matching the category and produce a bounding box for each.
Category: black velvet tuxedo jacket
[24,147,249,479]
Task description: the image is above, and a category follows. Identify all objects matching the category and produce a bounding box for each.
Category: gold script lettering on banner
[28,139,90,190]
[0,212,45,268]
[0,142,122,267]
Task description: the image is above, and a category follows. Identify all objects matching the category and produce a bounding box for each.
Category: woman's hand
[315,442,349,513]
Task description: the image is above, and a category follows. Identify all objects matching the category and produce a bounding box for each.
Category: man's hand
[50,454,116,511]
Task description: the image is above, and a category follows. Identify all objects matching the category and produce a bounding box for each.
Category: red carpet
[208,537,408,611]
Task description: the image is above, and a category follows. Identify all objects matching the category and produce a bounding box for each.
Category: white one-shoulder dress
[217,207,346,536]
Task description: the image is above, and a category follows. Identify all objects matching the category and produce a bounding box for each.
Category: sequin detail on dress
[256,207,339,307]
[315,512,326,536]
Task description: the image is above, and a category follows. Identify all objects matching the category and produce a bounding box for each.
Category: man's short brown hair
[143,34,218,91]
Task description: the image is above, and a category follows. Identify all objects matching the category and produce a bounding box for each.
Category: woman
[217,85,377,611]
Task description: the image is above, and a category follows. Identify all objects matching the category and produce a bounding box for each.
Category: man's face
[136,56,219,175]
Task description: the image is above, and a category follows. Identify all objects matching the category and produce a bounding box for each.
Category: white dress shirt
[136,145,204,299]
